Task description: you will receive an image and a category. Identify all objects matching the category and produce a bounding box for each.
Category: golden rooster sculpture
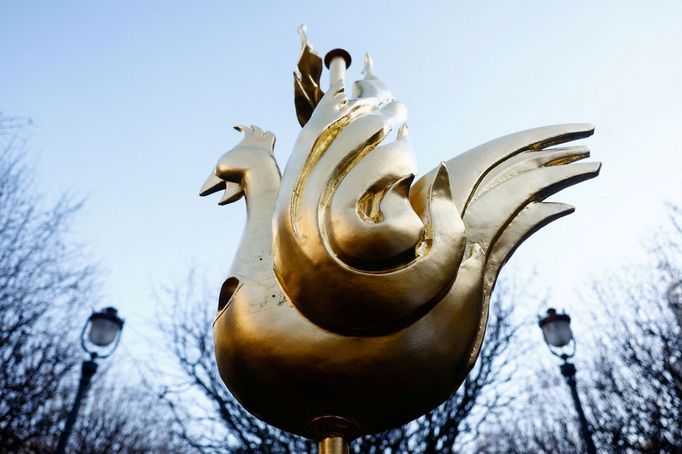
[200,26,600,451]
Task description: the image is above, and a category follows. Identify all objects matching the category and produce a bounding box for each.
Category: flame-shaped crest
[278,48,467,335]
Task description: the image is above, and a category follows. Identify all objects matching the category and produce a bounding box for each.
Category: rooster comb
[233,124,276,151]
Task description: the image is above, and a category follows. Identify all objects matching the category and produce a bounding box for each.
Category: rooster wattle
[200,27,600,442]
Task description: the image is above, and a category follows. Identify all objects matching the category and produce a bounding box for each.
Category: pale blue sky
[2,1,681,355]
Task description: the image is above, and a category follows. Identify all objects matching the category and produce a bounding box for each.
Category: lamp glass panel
[542,320,573,347]
[88,317,120,347]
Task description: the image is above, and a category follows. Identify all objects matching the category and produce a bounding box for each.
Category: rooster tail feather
[464,156,601,250]
[411,124,595,217]
[484,202,576,288]
[409,124,599,367]
[462,137,600,282]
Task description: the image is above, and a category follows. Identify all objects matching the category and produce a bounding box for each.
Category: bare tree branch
[0,114,182,453]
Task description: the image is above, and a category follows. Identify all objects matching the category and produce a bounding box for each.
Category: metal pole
[318,436,349,454]
[55,358,98,454]
[560,360,597,454]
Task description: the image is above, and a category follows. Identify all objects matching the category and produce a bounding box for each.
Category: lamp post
[55,307,124,454]
[538,308,596,454]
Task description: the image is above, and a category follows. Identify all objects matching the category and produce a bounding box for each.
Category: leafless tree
[65,381,188,453]
[156,272,525,453]
[581,205,682,452]
[0,114,183,453]
[155,275,315,453]
[0,113,91,451]
[475,205,682,454]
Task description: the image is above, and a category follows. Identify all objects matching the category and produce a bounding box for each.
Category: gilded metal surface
[293,26,324,127]
[200,28,601,441]
[319,437,349,454]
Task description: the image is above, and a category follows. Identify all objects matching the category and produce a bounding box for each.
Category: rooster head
[199,125,276,205]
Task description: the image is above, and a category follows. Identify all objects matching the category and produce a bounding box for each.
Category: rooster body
[200,30,600,440]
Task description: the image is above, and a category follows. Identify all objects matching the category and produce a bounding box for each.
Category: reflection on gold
[200,27,600,447]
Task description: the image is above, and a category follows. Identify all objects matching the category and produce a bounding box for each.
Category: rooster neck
[230,160,281,278]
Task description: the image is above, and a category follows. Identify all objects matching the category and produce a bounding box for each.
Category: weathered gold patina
[200,26,600,451]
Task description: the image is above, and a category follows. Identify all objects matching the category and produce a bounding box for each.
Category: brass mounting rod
[318,436,349,454]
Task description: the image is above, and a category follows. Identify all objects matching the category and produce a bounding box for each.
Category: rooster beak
[200,173,245,205]
[218,182,245,205]
[200,173,225,197]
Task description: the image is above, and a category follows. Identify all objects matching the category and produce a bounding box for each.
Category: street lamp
[538,308,596,454]
[55,307,124,454]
